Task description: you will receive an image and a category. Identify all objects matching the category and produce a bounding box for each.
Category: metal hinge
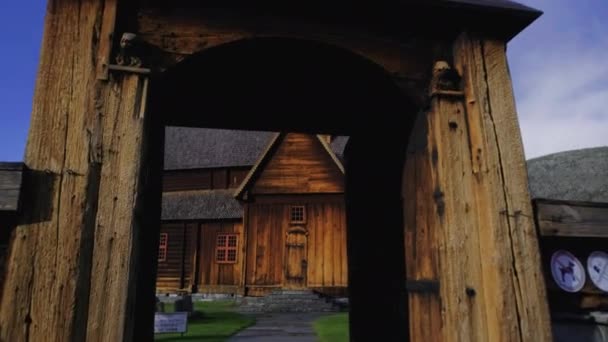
[405,279,440,294]
[107,64,152,75]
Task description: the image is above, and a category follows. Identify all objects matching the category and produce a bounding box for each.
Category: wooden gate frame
[0,1,551,341]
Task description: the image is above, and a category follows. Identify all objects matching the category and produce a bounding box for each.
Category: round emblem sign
[550,250,585,293]
[587,251,608,292]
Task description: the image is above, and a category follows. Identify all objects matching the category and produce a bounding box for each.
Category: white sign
[154,312,188,334]
[550,250,586,293]
[588,251,608,292]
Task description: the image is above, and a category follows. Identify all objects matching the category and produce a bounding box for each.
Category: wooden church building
[157,127,348,297]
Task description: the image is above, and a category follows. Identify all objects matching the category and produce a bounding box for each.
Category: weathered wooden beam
[0,0,107,340]
[535,200,608,238]
[446,32,550,341]
[84,73,155,341]
[0,163,23,212]
[0,1,160,341]
[96,0,118,80]
[404,33,551,342]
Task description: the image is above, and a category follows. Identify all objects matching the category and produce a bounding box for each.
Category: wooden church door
[285,227,308,289]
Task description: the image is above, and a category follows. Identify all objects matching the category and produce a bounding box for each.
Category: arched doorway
[0,4,551,340]
[147,37,419,340]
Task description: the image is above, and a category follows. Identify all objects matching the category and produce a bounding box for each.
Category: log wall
[245,197,347,294]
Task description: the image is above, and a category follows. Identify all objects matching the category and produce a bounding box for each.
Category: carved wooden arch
[0,2,551,341]
[149,36,424,134]
[138,9,432,78]
[286,226,309,237]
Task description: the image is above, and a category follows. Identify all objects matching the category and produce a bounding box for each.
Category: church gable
[250,133,344,195]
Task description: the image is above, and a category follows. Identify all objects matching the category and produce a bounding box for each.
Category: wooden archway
[0,2,551,342]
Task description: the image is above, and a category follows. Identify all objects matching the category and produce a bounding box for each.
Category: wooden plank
[252,134,344,195]
[481,38,551,341]
[0,1,113,341]
[454,36,516,342]
[86,73,151,342]
[403,114,444,342]
[96,0,118,80]
[156,223,188,290]
[332,203,341,286]
[0,169,22,211]
[322,205,332,286]
[437,33,551,342]
[162,169,212,192]
[536,201,608,237]
[306,203,318,286]
[427,90,482,341]
[316,203,325,286]
[136,8,419,75]
[339,202,348,285]
[234,221,244,287]
[229,168,250,188]
[212,169,228,189]
[245,206,257,286]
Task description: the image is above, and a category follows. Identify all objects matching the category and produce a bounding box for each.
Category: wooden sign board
[154,312,188,334]
[534,199,608,312]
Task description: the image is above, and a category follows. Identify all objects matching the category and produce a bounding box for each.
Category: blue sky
[0,1,606,161]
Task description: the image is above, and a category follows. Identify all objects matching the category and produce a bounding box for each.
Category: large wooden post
[0,1,158,341]
[404,33,551,341]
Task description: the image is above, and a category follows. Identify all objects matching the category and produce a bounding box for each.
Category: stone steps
[236,290,347,313]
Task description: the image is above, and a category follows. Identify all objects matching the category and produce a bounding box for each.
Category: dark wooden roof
[0,162,24,212]
[161,190,243,220]
[164,127,275,170]
[527,147,608,203]
[407,0,542,41]
[442,0,538,13]
[164,127,348,170]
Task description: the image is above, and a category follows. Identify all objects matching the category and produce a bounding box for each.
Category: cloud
[508,0,608,159]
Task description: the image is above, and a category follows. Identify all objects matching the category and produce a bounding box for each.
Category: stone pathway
[228,312,328,342]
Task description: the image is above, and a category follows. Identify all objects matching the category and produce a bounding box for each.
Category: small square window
[290,206,306,224]
[216,233,238,264]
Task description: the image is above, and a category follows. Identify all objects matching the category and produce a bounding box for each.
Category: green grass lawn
[154,301,255,342]
[313,313,349,342]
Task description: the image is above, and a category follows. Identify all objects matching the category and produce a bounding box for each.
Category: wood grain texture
[403,33,551,342]
[252,134,344,194]
[403,114,443,342]
[0,168,22,211]
[156,223,192,291]
[85,73,151,342]
[96,0,117,80]
[0,1,115,341]
[196,221,244,291]
[244,198,347,291]
[536,200,608,238]
[480,37,551,341]
[436,33,550,341]
[135,8,430,78]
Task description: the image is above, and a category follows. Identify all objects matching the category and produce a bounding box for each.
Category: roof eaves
[233,133,283,199]
[316,135,345,174]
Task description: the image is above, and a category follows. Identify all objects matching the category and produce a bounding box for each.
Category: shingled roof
[164,127,275,170]
[162,190,243,221]
[164,127,348,170]
[527,146,608,203]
